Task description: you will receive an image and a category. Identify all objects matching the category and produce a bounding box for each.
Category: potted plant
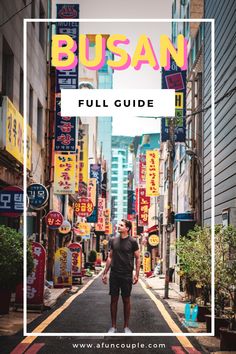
[176,226,211,322]
[205,225,235,336]
[88,250,97,270]
[0,225,34,314]
[205,290,229,336]
[217,225,236,350]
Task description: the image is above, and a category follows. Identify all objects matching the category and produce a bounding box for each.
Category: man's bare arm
[102,249,113,284]
[133,250,141,284]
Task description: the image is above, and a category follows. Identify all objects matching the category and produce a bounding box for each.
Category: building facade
[111,136,133,230]
[0,0,48,237]
[203,0,236,226]
[159,0,204,280]
[97,47,113,209]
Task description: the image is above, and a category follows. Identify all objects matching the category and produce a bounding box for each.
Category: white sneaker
[124,327,132,333]
[108,327,117,333]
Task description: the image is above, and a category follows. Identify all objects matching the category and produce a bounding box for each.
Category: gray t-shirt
[110,236,139,276]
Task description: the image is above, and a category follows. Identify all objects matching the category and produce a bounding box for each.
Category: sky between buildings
[51,0,172,136]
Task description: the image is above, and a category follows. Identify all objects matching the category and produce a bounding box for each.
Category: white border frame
[23,18,215,337]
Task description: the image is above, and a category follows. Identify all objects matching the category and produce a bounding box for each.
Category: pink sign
[139,154,146,185]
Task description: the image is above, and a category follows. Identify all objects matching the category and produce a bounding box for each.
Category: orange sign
[104,208,112,235]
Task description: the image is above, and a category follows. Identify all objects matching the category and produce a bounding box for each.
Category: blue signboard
[161,58,186,142]
[87,164,101,223]
[87,204,98,223]
[55,97,77,152]
[27,183,49,210]
[175,213,194,222]
[56,4,80,93]
[0,186,23,217]
[90,164,102,193]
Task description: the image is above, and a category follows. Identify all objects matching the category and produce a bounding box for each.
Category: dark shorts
[109,272,133,297]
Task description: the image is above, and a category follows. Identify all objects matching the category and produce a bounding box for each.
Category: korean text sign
[54,154,76,194]
[146,150,160,197]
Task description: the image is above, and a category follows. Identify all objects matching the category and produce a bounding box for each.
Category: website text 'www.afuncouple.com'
[72,342,166,350]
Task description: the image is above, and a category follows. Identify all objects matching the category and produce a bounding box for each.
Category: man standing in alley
[102,219,140,333]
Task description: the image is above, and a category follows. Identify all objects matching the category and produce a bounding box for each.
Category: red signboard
[27,242,46,304]
[68,242,82,276]
[138,188,150,226]
[15,242,46,306]
[74,197,94,217]
[45,211,63,229]
[135,187,139,213]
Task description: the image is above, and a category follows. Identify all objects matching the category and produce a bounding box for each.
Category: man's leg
[122,296,131,328]
[110,295,119,328]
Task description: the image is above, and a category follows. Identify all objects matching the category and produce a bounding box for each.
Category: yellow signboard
[54,247,72,287]
[78,124,88,195]
[148,234,160,247]
[75,146,80,193]
[143,251,151,273]
[146,150,159,197]
[54,153,76,194]
[175,92,184,109]
[4,97,32,170]
[74,221,90,236]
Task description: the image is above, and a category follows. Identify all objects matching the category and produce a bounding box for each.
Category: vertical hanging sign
[139,154,146,186]
[55,97,76,152]
[146,150,160,197]
[87,164,101,222]
[95,198,105,232]
[75,146,80,192]
[104,208,112,235]
[56,4,80,93]
[161,58,186,142]
[87,177,98,223]
[138,188,150,226]
[78,124,89,197]
[90,164,102,193]
[135,187,139,214]
[54,154,76,194]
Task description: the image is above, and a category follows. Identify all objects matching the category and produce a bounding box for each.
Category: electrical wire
[0,1,33,28]
[185,86,236,120]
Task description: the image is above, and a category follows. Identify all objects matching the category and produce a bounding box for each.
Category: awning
[146,224,159,233]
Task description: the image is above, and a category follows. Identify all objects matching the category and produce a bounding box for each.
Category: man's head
[118,219,132,236]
